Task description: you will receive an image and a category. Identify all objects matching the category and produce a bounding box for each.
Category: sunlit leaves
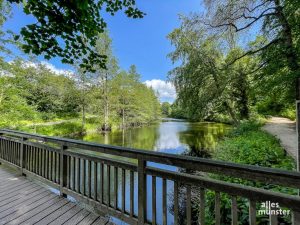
[8,0,145,72]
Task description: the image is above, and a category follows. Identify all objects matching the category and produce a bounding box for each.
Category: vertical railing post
[294,79,300,225]
[296,100,300,178]
[60,144,68,197]
[20,137,27,175]
[138,157,147,225]
[293,210,300,225]
[0,132,3,164]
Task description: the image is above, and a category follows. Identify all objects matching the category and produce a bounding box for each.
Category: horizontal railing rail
[0,129,299,225]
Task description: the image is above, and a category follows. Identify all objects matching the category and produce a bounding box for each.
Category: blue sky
[4,1,203,102]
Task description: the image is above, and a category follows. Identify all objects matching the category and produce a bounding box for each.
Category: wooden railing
[0,129,299,225]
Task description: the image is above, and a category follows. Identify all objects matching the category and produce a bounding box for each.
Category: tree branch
[226,38,281,66]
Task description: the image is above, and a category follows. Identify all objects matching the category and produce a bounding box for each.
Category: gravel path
[262,116,297,160]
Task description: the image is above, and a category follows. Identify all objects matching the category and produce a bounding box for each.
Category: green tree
[202,0,300,100]
[8,0,144,71]
[110,67,161,129]
[168,20,239,123]
[0,0,12,55]
[0,61,37,127]
[161,102,171,117]
[91,32,119,131]
[9,60,81,119]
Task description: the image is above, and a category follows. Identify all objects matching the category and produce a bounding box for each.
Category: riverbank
[214,120,295,169]
[13,116,159,137]
[191,120,297,225]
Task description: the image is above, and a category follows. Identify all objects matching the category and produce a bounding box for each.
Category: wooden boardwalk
[0,165,113,225]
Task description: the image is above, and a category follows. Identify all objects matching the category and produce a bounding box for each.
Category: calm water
[76,119,230,225]
[82,118,230,156]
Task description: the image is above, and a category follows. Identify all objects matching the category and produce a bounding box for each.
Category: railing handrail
[1,128,300,188]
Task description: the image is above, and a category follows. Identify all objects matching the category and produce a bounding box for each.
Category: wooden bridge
[0,129,300,225]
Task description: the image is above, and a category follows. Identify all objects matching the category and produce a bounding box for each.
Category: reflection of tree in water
[83,124,160,151]
[122,125,160,150]
[178,123,230,154]
[168,123,232,224]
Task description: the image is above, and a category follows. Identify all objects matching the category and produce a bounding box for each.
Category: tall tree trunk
[81,85,86,130]
[82,104,86,129]
[239,87,249,120]
[0,89,4,106]
[122,108,125,129]
[237,71,249,120]
[104,72,109,131]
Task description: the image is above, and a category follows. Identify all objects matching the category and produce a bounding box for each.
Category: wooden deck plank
[0,186,51,211]
[0,165,113,225]
[6,197,66,225]
[90,216,110,225]
[35,202,77,225]
[0,175,28,185]
[63,210,91,225]
[0,190,52,215]
[0,186,45,209]
[77,213,100,225]
[18,200,70,224]
[47,205,82,225]
[0,180,33,197]
[0,182,41,202]
[0,194,57,224]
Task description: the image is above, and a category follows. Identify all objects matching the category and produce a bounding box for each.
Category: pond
[75,119,231,224]
[81,118,231,156]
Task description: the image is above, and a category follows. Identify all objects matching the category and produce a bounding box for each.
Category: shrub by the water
[186,120,296,225]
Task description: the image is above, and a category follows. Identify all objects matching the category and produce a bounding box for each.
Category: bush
[203,121,296,225]
[280,107,296,120]
[215,129,295,169]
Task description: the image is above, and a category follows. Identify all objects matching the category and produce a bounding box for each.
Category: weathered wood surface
[0,165,112,225]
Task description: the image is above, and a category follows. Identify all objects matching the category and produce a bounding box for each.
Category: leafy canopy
[8,0,144,71]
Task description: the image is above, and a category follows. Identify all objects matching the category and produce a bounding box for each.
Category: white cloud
[13,60,75,78]
[144,79,176,103]
[40,61,74,77]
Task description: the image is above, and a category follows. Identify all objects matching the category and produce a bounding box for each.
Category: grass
[214,120,295,170]
[18,121,84,137]
[200,120,296,225]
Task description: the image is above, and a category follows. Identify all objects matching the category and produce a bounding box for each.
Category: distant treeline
[0,56,161,131]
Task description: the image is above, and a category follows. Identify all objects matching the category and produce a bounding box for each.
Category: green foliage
[7,60,81,115]
[169,100,187,119]
[189,121,296,225]
[0,30,161,133]
[161,102,171,117]
[280,107,296,120]
[109,69,161,128]
[8,0,144,71]
[21,122,84,137]
[0,0,12,55]
[0,62,38,128]
[167,0,300,124]
[215,123,295,169]
[167,19,258,124]
[213,121,296,224]
[256,97,296,120]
